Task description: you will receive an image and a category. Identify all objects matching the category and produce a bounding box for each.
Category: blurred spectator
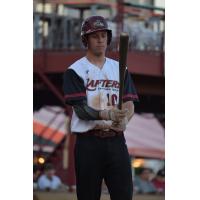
[33,164,41,190]
[38,163,62,191]
[124,20,160,51]
[136,21,157,50]
[134,168,156,194]
[151,168,165,193]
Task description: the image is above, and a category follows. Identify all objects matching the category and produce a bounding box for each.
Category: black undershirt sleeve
[73,100,101,121]
[123,69,139,103]
[63,69,87,105]
[63,69,101,120]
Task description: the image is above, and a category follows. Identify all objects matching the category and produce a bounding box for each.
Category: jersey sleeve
[63,69,87,105]
[123,69,139,103]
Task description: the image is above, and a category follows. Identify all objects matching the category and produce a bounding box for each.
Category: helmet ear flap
[81,35,88,47]
[107,30,112,45]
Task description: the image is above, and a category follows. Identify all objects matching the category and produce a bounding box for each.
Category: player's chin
[93,50,104,56]
[94,48,106,55]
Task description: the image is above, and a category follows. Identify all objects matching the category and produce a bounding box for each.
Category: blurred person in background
[151,168,165,193]
[37,163,62,191]
[134,167,156,194]
[137,21,157,50]
[33,164,41,190]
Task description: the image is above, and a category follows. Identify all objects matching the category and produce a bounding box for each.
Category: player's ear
[83,34,91,48]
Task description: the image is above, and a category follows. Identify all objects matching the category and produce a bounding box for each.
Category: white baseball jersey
[63,56,138,133]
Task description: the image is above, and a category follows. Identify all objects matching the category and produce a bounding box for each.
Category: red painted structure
[34,50,164,77]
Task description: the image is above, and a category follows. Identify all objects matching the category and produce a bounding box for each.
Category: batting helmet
[81,16,112,47]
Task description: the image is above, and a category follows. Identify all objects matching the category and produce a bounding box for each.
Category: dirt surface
[34,191,164,200]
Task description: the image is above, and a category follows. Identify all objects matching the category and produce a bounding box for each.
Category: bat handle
[118,96,122,110]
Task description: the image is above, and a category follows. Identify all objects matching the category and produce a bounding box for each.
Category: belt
[74,129,123,138]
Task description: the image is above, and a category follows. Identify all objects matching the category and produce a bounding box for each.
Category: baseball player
[63,16,139,200]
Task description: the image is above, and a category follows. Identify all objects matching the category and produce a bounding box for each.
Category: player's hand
[110,117,128,132]
[109,108,129,122]
[100,108,128,122]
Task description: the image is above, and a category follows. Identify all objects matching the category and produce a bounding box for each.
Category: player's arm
[121,69,138,122]
[63,69,99,120]
[73,100,100,120]
[73,100,127,121]
[122,100,135,122]
[63,69,127,121]
[110,70,139,131]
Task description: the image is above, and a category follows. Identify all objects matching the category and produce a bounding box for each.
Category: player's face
[87,31,108,56]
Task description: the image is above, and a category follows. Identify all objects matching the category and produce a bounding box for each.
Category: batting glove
[110,117,129,132]
[99,108,128,122]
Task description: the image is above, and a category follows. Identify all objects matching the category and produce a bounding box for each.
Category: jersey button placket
[98,70,104,110]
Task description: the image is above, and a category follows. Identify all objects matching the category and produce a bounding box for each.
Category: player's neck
[86,52,106,69]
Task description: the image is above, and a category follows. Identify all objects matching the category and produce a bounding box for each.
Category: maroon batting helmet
[81,16,112,47]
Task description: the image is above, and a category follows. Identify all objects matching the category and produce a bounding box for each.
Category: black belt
[74,129,123,138]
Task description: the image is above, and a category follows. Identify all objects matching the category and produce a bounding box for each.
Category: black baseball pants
[74,133,133,200]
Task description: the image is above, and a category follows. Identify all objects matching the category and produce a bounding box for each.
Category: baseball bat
[118,32,129,110]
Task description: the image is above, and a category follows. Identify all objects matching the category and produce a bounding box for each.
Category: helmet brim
[81,28,112,36]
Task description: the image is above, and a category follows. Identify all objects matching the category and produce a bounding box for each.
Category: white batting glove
[110,117,129,132]
[99,108,128,122]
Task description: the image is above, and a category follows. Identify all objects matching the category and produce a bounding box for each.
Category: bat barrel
[118,33,129,109]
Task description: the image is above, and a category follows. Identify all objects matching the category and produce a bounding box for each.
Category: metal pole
[117,0,124,35]
[42,0,46,49]
[115,0,124,50]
